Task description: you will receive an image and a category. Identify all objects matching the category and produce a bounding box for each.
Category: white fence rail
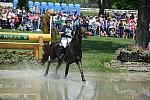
[81,8,138,14]
[0,2,13,7]
[105,9,138,13]
[81,8,99,12]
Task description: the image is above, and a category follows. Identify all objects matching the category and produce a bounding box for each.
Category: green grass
[81,36,135,72]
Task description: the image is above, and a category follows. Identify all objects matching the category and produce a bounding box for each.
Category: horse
[41,27,87,81]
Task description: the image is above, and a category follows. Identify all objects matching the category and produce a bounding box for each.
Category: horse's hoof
[64,75,67,79]
[82,78,86,82]
[43,73,47,77]
[55,71,58,75]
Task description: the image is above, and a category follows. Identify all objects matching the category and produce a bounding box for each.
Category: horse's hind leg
[56,59,62,74]
[65,63,70,77]
[76,61,86,81]
[44,60,52,76]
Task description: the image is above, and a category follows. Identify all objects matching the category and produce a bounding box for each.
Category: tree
[66,0,69,4]
[135,0,150,48]
[91,0,149,48]
[91,0,109,16]
[91,0,139,16]
[17,0,28,10]
[110,0,138,9]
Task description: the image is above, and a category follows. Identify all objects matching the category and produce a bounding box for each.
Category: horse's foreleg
[76,61,86,81]
[44,60,52,76]
[56,59,62,74]
[65,63,70,77]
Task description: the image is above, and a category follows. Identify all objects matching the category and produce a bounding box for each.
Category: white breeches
[61,37,71,48]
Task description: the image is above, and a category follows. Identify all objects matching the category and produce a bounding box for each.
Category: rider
[58,19,74,59]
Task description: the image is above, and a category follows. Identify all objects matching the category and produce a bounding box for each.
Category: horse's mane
[72,26,79,38]
[71,26,83,44]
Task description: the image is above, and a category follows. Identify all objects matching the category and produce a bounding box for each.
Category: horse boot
[59,46,65,59]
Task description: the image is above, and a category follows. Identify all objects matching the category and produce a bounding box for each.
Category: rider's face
[67,22,71,27]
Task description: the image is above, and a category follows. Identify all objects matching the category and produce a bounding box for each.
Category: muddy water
[0,70,150,100]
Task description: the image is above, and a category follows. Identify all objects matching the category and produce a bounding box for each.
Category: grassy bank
[82,36,134,72]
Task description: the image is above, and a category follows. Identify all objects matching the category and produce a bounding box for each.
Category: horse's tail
[41,42,60,65]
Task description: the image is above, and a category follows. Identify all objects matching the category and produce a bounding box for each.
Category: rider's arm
[59,26,65,35]
[59,32,64,35]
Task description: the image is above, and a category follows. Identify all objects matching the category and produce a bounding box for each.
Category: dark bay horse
[41,27,87,81]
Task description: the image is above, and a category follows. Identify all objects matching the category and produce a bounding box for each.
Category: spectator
[124,23,130,38]
[100,29,107,37]
[1,11,7,29]
[33,13,39,31]
[101,18,109,36]
[95,19,100,35]
[130,20,137,39]
[55,16,62,29]
[14,14,19,29]
[10,17,15,30]
[118,20,124,38]
[109,18,115,36]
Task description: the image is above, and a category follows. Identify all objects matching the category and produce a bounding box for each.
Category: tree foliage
[90,0,109,16]
[17,0,28,9]
[90,0,138,16]
[110,0,138,9]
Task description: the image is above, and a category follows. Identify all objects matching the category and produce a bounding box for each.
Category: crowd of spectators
[87,11,138,39]
[0,6,40,31]
[0,6,138,39]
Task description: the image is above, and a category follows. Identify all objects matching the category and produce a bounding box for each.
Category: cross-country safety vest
[63,28,73,38]
[61,27,73,48]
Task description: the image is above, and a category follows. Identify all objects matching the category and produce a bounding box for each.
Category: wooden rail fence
[0,32,51,60]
